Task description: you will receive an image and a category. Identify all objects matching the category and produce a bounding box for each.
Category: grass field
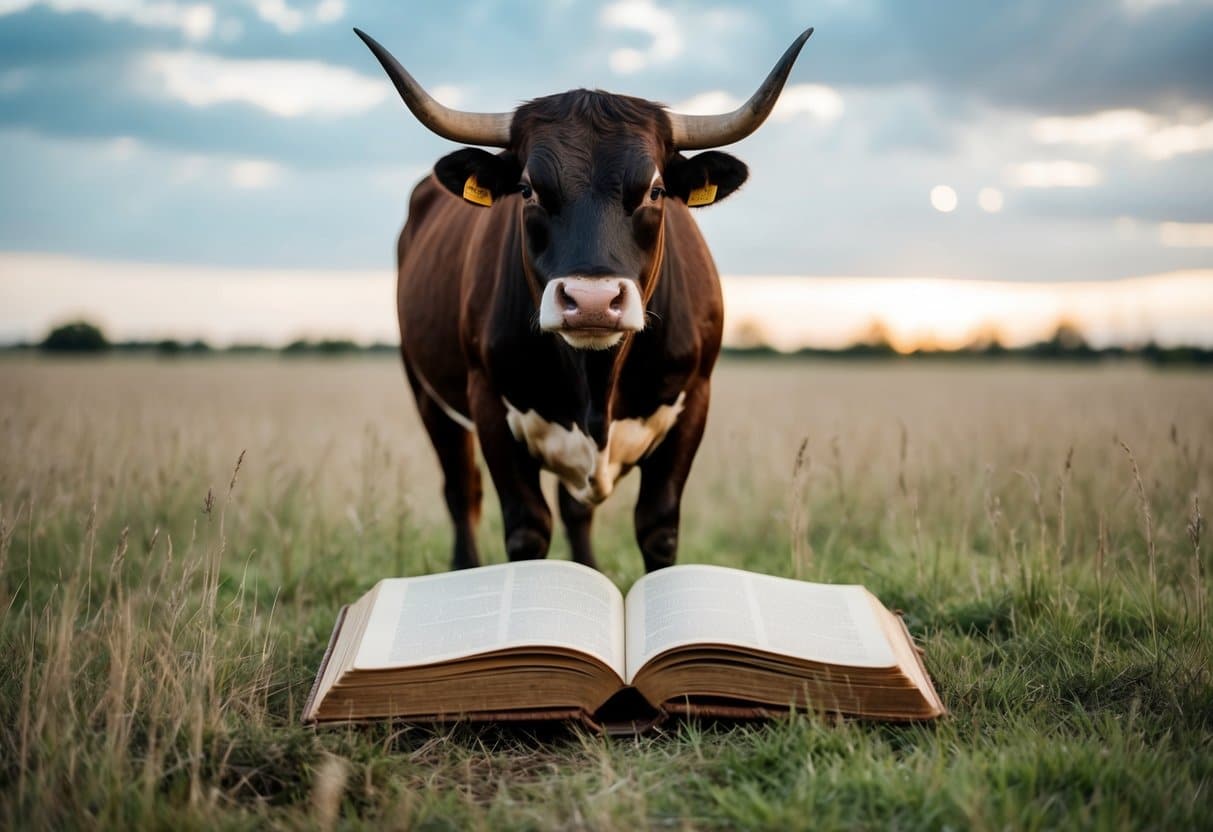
[1,356,1210,830]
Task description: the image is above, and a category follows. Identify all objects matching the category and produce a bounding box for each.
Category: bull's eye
[518,183,533,199]
[650,186,665,201]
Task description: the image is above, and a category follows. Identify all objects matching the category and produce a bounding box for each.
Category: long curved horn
[667,27,814,150]
[354,28,512,147]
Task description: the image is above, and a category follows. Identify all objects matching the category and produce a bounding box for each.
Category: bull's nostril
[609,282,626,312]
[556,282,578,313]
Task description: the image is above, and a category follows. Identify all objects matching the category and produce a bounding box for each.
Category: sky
[0,0,1211,347]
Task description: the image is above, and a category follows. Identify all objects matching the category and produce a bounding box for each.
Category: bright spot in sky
[930,185,958,213]
[978,187,1004,213]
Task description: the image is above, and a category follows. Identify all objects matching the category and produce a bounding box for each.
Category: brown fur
[397,91,733,572]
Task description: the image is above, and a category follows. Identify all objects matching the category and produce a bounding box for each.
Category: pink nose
[555,280,627,329]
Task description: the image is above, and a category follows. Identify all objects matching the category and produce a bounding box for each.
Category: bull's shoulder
[396,175,437,266]
[662,203,721,288]
[397,176,446,253]
[642,204,724,376]
[396,175,499,279]
[405,175,447,225]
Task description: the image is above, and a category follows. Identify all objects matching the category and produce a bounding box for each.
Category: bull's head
[356,27,813,350]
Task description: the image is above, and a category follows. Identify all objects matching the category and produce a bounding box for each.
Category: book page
[625,565,895,682]
[353,560,625,679]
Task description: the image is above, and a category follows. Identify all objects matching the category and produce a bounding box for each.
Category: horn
[667,27,814,150]
[354,28,512,148]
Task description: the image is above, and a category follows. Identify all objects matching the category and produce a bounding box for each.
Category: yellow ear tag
[686,182,718,207]
[462,175,493,206]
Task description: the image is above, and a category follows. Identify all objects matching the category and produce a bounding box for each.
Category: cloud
[1006,160,1103,188]
[252,0,344,35]
[0,4,1208,287]
[227,158,282,189]
[250,0,302,34]
[169,153,205,184]
[0,126,432,268]
[314,0,342,24]
[671,84,844,124]
[1032,108,1213,160]
[844,1,1213,114]
[429,84,464,108]
[142,50,388,118]
[670,90,737,115]
[0,0,215,40]
[1158,221,1213,247]
[1032,109,1157,145]
[770,85,845,123]
[600,0,680,75]
[599,1,756,77]
[608,48,647,75]
[4,125,283,191]
[1140,120,1213,160]
[105,134,139,160]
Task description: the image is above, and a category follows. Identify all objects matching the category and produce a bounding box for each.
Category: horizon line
[2,251,1211,351]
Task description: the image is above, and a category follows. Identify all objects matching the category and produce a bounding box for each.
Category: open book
[303,562,944,731]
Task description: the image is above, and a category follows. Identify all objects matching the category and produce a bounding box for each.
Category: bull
[355,27,813,572]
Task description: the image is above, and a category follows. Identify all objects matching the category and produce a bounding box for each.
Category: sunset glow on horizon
[719,273,1213,353]
[3,253,1209,354]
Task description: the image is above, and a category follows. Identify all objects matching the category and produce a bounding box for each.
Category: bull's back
[396,177,485,412]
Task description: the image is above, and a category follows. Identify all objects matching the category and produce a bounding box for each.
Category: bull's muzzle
[538,277,644,349]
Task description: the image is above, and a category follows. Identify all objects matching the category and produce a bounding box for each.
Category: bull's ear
[433,148,522,207]
[663,151,748,207]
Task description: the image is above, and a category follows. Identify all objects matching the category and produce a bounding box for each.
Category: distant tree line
[720,318,1213,366]
[21,321,399,357]
[9,318,1212,366]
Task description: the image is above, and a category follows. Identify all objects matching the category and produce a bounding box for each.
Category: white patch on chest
[503,392,686,505]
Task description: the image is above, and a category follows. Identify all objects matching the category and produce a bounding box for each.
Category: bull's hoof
[506,527,550,560]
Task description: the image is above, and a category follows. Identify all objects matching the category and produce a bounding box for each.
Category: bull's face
[429,104,749,350]
[356,27,813,351]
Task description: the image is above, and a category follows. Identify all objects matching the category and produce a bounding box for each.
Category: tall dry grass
[1,356,1210,828]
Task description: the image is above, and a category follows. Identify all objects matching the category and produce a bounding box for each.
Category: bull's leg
[405,362,482,569]
[558,484,596,568]
[468,376,553,561]
[634,383,710,572]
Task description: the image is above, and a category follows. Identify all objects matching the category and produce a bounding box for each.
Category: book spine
[301,605,348,724]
